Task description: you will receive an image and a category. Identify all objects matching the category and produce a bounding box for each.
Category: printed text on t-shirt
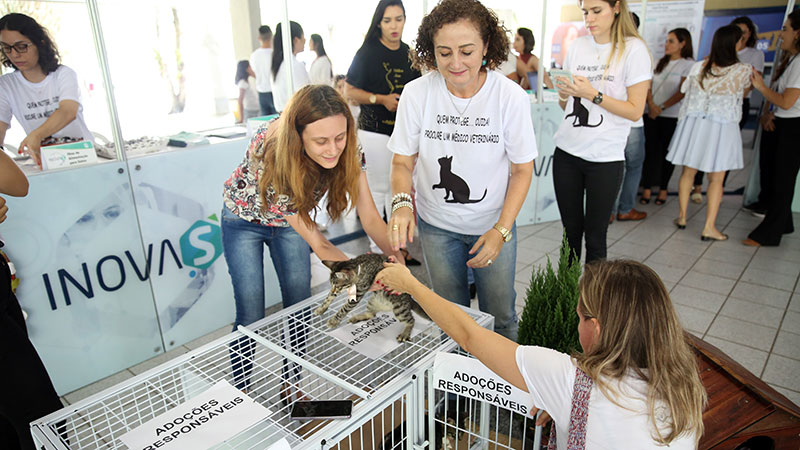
[24,95,60,120]
[425,114,498,144]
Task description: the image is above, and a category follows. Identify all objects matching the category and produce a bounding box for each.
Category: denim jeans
[418,218,518,341]
[221,206,311,389]
[614,126,645,215]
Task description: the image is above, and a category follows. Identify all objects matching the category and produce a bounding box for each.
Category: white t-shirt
[774,55,800,119]
[554,36,652,162]
[309,55,334,86]
[738,47,765,99]
[271,56,310,112]
[237,77,259,111]
[515,346,697,450]
[250,47,273,93]
[0,65,93,144]
[388,70,537,235]
[649,58,694,118]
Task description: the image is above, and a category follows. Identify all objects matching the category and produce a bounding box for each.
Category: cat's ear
[447,155,453,162]
[322,260,338,270]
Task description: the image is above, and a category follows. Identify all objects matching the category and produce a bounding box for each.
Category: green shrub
[517,232,581,354]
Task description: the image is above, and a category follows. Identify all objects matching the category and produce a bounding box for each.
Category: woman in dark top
[345,0,420,260]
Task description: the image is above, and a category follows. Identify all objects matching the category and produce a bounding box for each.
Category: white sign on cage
[119,380,272,450]
[433,352,535,416]
[327,311,431,359]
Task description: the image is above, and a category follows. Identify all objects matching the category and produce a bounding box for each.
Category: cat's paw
[327,317,341,328]
[396,331,411,343]
[314,305,328,316]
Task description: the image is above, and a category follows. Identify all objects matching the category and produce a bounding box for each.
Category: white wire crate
[425,348,543,450]
[30,290,494,450]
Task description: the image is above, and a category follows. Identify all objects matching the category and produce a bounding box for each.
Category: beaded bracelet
[391,200,414,214]
[391,192,412,206]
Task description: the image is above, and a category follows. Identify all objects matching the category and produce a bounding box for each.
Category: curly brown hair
[411,0,509,72]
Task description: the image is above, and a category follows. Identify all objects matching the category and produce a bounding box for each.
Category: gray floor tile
[645,248,698,269]
[663,281,676,292]
[729,281,792,310]
[673,304,714,335]
[680,271,736,296]
[607,241,656,261]
[703,336,768,376]
[63,370,134,405]
[514,281,529,310]
[755,246,800,264]
[691,258,746,280]
[707,315,777,352]
[644,262,688,284]
[129,346,191,376]
[516,223,548,240]
[740,266,798,292]
[619,226,673,248]
[659,236,710,258]
[534,224,566,242]
[183,324,234,350]
[702,245,757,264]
[768,384,800,408]
[790,293,800,313]
[762,354,800,393]
[517,235,562,253]
[781,310,800,335]
[719,298,784,329]
[772,330,800,361]
[670,284,726,313]
[748,254,800,277]
[516,244,549,266]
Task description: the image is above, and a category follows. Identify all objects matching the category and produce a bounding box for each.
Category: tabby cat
[314,253,429,342]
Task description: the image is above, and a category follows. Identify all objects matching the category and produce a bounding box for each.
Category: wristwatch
[592,91,604,105]
[492,223,512,242]
[659,103,666,110]
[369,94,377,104]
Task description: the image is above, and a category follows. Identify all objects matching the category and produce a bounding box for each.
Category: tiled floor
[59,132,800,412]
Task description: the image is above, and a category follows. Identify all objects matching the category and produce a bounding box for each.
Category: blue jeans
[614,126,645,215]
[221,206,310,390]
[258,92,277,116]
[418,218,518,341]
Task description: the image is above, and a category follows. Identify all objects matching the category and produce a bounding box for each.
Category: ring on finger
[392,224,399,230]
[487,259,493,265]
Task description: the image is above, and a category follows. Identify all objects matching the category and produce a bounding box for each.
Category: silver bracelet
[391,201,414,214]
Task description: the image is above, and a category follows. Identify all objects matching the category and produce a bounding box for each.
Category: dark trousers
[0,258,63,450]
[753,128,778,208]
[641,116,678,190]
[694,99,749,187]
[258,92,277,116]
[749,117,800,246]
[553,148,624,264]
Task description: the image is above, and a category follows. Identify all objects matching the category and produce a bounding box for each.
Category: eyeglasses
[0,42,33,55]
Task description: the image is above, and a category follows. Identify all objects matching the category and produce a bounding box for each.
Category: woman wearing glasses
[0,13,93,167]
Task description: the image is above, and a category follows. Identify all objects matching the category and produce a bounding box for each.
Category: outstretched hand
[371,262,417,295]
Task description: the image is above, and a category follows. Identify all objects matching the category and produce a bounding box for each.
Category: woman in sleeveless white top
[666,25,751,241]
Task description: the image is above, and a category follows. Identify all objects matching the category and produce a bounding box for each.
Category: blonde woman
[551,0,652,263]
[374,259,706,449]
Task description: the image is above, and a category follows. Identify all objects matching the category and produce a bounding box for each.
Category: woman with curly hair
[551,0,652,263]
[373,258,706,449]
[0,13,93,167]
[388,0,536,341]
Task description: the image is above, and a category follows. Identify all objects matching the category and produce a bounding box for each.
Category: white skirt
[666,115,743,173]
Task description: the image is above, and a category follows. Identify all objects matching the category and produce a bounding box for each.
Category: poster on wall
[629,0,706,61]
[697,8,787,62]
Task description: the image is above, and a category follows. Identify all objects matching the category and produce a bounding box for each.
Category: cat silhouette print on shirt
[432,156,487,204]
[564,96,603,127]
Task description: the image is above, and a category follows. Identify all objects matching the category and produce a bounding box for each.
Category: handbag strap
[547,366,594,450]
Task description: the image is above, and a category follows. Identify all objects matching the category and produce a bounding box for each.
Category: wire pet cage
[31,290,494,450]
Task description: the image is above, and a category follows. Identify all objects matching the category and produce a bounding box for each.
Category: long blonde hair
[256,85,361,227]
[582,0,645,68]
[575,260,707,445]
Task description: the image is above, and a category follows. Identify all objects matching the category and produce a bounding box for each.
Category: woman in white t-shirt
[271,21,310,112]
[551,0,652,263]
[745,11,800,247]
[666,25,751,241]
[388,0,536,342]
[0,13,93,167]
[235,60,260,123]
[373,258,706,449]
[640,28,694,205]
[308,34,333,86]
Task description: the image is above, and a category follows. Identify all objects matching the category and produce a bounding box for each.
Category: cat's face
[322,260,358,293]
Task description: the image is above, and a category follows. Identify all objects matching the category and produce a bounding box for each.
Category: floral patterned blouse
[223,120,366,226]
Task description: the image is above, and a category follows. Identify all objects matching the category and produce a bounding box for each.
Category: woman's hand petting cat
[556,75,598,101]
[388,206,415,251]
[466,229,503,269]
[371,262,416,295]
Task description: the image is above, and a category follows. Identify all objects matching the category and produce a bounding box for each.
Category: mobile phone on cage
[290,400,353,420]
[549,69,574,86]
